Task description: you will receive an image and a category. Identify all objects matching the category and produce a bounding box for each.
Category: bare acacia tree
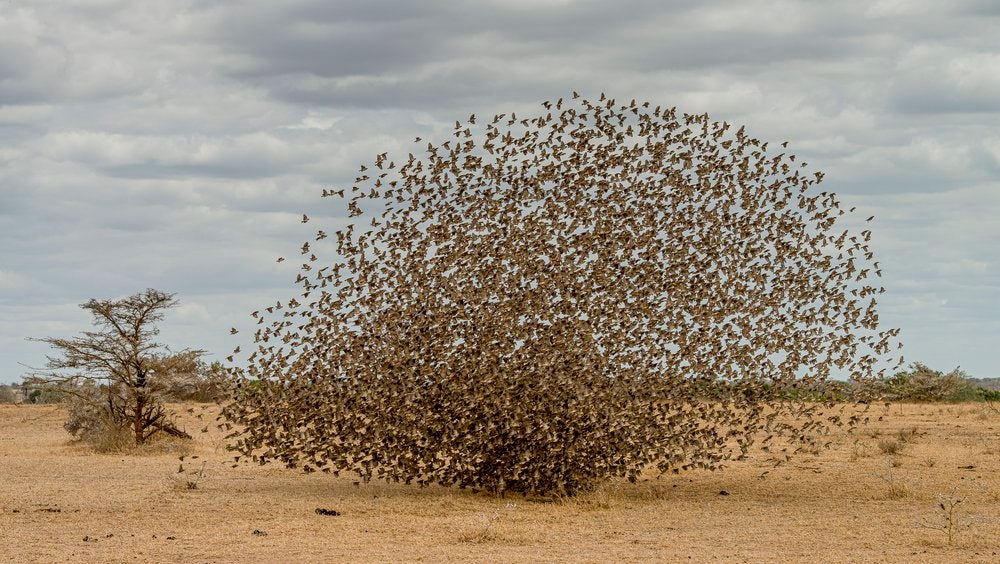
[25,289,199,445]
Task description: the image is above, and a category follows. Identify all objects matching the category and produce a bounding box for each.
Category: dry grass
[1,402,999,562]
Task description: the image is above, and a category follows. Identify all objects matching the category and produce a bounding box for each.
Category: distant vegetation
[7,361,992,408]
[857,362,1000,403]
[9,363,226,406]
[765,362,999,403]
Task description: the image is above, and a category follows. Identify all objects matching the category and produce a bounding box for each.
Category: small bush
[897,426,919,443]
[0,385,17,404]
[877,457,911,499]
[920,487,967,546]
[878,438,903,455]
[63,387,132,452]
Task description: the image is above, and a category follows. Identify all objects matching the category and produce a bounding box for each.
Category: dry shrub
[64,394,132,453]
[920,487,968,546]
[0,385,17,404]
[878,439,903,455]
[169,460,208,491]
[224,94,901,496]
[457,503,518,543]
[883,482,911,500]
[897,426,919,443]
[877,457,911,499]
[850,441,873,461]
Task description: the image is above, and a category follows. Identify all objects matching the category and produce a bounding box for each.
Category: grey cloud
[959,0,1000,16]
[888,43,1000,115]
[1,0,999,381]
[199,1,697,108]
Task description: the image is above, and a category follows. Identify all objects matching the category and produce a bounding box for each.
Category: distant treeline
[3,363,996,405]
[767,363,1000,403]
[969,377,1000,391]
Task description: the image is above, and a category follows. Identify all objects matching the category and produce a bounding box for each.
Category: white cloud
[173,302,213,324]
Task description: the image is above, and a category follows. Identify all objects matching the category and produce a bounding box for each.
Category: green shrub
[974,387,1000,402]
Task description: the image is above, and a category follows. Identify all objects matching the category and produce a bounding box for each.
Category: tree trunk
[134,392,146,445]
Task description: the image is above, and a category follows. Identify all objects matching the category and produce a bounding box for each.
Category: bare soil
[1,402,998,562]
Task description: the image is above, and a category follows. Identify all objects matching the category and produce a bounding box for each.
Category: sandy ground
[1,402,998,563]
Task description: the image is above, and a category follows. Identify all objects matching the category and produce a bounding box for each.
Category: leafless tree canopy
[26,289,199,445]
[224,94,902,496]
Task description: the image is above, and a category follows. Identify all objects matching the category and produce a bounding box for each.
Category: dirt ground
[1,402,998,563]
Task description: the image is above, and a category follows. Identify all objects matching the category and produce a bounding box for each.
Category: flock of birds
[222,93,902,496]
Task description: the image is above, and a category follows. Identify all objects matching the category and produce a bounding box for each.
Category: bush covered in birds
[223,94,901,496]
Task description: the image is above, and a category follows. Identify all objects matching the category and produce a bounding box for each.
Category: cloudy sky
[2,0,998,383]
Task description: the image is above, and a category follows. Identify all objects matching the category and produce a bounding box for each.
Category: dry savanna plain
[2,402,999,562]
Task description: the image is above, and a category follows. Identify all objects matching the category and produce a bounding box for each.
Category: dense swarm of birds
[222,93,902,496]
